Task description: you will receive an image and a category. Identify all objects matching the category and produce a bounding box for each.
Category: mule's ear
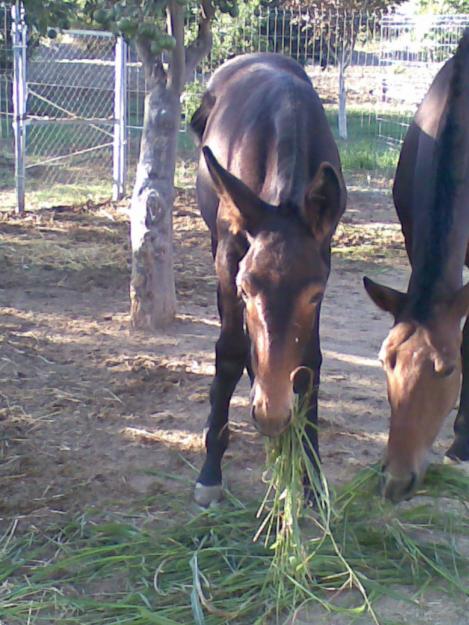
[302,162,345,241]
[203,146,271,234]
[363,276,407,317]
[449,282,469,319]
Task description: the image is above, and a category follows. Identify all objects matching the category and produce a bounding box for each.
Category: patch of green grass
[0,180,113,212]
[0,106,401,211]
[325,108,403,175]
[0,456,467,625]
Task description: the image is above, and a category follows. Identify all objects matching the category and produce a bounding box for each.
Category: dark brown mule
[364,30,469,502]
[191,53,346,506]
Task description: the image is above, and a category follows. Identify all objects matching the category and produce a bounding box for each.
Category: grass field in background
[0,108,403,211]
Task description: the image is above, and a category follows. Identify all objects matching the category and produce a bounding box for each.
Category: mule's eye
[310,292,323,305]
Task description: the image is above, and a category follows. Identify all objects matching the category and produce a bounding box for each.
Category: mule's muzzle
[251,405,292,437]
[381,468,418,503]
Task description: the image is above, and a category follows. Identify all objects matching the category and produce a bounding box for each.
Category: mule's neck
[407,35,469,320]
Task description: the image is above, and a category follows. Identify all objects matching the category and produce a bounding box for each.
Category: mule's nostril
[251,406,257,423]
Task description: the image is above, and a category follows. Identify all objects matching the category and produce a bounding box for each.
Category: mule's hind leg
[446,317,469,462]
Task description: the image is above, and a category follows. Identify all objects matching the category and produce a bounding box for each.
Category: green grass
[0,106,401,210]
[325,108,403,175]
[0,180,113,211]
[0,459,467,625]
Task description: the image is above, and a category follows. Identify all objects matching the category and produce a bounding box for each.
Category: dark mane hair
[409,29,469,321]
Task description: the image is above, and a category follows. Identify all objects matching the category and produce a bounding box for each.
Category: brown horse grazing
[364,30,469,503]
[190,53,346,506]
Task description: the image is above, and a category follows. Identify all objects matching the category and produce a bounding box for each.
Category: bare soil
[0,177,466,622]
[0,177,460,526]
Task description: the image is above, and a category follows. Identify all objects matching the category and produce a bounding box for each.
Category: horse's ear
[203,146,271,235]
[363,276,407,317]
[302,162,345,241]
[449,282,469,319]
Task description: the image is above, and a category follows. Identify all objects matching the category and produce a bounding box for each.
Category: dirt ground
[2,175,468,624]
[0,173,460,529]
[0,175,462,532]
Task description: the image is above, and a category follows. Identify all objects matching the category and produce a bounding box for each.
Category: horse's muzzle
[251,405,292,437]
[381,469,418,503]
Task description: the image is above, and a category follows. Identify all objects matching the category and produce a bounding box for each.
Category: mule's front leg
[301,362,322,497]
[446,317,469,462]
[300,309,323,501]
[195,237,249,506]
[195,330,248,506]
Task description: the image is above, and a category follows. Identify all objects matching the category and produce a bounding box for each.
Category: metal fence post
[11,0,27,214]
[113,35,127,201]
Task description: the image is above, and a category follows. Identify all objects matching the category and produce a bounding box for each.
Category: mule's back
[191,53,310,143]
[191,53,343,238]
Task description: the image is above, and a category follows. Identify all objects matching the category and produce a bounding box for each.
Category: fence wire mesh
[1,6,468,210]
[0,1,14,195]
[377,13,469,146]
[26,29,115,202]
[180,8,384,130]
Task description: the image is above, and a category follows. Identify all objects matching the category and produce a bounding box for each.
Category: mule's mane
[274,76,308,209]
[409,29,469,322]
[275,77,301,204]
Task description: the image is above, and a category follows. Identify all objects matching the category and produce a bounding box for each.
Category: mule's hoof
[194,482,223,507]
[443,455,461,465]
[445,435,469,463]
[443,455,469,476]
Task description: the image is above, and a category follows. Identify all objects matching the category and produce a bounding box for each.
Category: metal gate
[2,1,127,213]
[0,1,14,205]
[26,29,117,208]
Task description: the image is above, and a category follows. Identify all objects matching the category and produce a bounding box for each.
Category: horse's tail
[190,91,216,145]
[435,28,469,214]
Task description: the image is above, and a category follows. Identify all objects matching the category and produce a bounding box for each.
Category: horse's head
[204,147,344,437]
[364,277,469,502]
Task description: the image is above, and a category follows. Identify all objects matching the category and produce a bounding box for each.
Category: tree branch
[167,0,186,96]
[184,0,214,83]
[135,37,166,91]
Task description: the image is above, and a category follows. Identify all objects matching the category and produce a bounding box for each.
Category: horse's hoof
[443,455,469,476]
[445,436,469,464]
[443,455,461,465]
[194,482,223,507]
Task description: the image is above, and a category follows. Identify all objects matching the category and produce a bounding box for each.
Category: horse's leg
[301,304,323,496]
[446,316,469,462]
[244,325,254,385]
[194,241,248,506]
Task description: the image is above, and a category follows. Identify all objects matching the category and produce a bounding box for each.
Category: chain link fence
[377,13,469,147]
[26,30,115,201]
[0,2,14,196]
[1,5,468,211]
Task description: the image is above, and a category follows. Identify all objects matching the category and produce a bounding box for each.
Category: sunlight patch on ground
[324,348,381,368]
[121,426,204,452]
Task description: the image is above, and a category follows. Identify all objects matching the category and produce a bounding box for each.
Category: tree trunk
[129,83,180,329]
[338,56,348,140]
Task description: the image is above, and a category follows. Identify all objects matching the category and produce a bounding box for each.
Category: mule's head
[204,147,345,437]
[364,277,469,502]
